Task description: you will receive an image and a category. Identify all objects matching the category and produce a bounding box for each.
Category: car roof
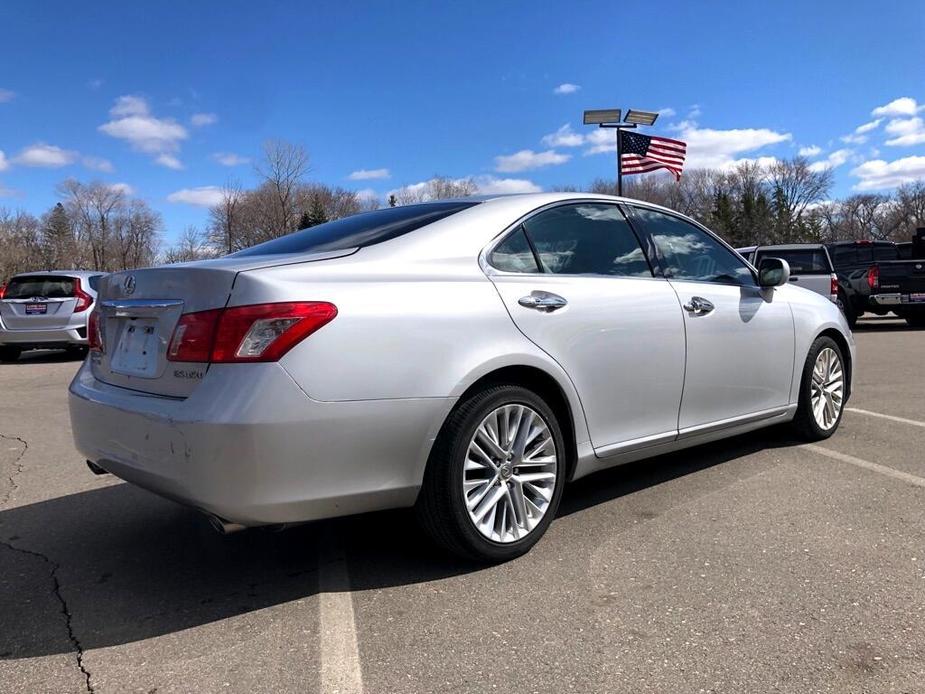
[754,244,826,251]
[11,270,106,279]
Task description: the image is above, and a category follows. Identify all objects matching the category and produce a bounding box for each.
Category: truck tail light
[830,273,839,303]
[88,309,104,352]
[167,302,337,363]
[866,265,879,290]
[73,278,94,313]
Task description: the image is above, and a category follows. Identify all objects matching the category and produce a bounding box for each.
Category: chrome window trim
[479,199,659,281]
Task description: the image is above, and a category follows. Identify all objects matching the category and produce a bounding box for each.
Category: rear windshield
[754,249,830,275]
[830,243,897,267]
[231,202,479,257]
[4,275,76,299]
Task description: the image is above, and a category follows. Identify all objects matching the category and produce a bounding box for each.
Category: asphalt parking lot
[1,317,923,694]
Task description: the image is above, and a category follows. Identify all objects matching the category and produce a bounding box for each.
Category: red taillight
[73,278,93,313]
[867,265,879,290]
[166,302,337,363]
[88,309,103,352]
[0,283,6,300]
[830,273,839,302]
[167,309,222,362]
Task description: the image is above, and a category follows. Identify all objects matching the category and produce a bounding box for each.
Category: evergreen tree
[297,210,312,230]
[41,202,75,268]
[307,196,328,226]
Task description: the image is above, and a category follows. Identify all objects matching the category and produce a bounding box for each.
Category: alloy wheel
[810,347,844,431]
[463,404,558,543]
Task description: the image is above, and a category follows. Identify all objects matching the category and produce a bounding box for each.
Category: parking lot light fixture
[624,109,660,126]
[584,106,660,195]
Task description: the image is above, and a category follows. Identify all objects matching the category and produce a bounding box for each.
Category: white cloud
[88,78,104,90]
[494,149,570,173]
[473,175,541,194]
[658,107,676,118]
[213,152,250,166]
[0,150,8,171]
[191,112,218,127]
[99,95,188,165]
[553,83,580,95]
[13,143,79,168]
[0,183,17,198]
[0,88,15,103]
[871,97,923,118]
[541,124,584,148]
[167,186,224,207]
[808,148,853,172]
[82,156,114,172]
[852,155,925,190]
[348,168,391,180]
[798,145,822,157]
[686,104,702,119]
[667,123,792,170]
[155,153,183,170]
[109,182,134,196]
[855,119,882,134]
[354,187,378,202]
[840,133,868,145]
[884,117,925,146]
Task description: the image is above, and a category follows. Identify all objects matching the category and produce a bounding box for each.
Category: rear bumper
[68,361,455,525]
[869,293,925,308]
[0,325,87,346]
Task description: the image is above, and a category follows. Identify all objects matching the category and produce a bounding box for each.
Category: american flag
[620,131,687,180]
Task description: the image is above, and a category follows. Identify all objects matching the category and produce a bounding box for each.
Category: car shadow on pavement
[0,349,87,366]
[0,425,804,660]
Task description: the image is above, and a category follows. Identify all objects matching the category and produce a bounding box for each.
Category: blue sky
[1,0,924,242]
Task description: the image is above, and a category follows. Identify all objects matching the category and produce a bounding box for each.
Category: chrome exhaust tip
[86,460,109,475]
[206,514,246,535]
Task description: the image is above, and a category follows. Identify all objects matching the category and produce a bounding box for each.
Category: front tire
[792,336,846,441]
[416,385,566,562]
[0,346,21,363]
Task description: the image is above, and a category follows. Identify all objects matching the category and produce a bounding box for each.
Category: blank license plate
[25,303,47,315]
[111,319,159,377]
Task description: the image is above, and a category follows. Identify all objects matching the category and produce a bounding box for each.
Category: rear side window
[3,275,76,299]
[754,249,830,275]
[519,203,652,277]
[490,227,540,273]
[232,202,479,257]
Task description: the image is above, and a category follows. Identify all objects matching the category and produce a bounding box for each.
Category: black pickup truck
[825,236,925,328]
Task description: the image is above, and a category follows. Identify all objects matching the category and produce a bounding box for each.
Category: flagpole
[615,128,623,197]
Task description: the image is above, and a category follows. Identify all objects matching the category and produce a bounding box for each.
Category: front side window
[633,207,754,285]
[511,203,651,277]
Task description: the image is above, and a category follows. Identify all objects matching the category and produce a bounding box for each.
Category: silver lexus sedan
[69,194,854,561]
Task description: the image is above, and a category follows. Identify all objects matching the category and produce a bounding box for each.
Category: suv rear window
[232,202,479,257]
[754,249,830,275]
[3,275,76,299]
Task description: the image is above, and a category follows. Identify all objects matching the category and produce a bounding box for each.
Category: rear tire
[792,336,846,441]
[416,384,566,562]
[0,346,21,363]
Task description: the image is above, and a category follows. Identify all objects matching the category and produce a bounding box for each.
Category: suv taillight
[167,302,337,363]
[73,278,93,313]
[867,265,879,290]
[830,273,839,303]
[88,309,103,352]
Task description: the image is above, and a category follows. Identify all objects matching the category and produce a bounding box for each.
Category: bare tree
[112,199,162,269]
[254,140,310,236]
[58,179,125,271]
[162,226,214,264]
[207,180,246,253]
[0,209,43,280]
[393,176,476,205]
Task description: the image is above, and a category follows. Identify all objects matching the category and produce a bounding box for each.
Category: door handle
[682,296,715,314]
[518,291,568,312]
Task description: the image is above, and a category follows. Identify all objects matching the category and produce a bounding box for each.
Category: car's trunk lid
[92,249,355,397]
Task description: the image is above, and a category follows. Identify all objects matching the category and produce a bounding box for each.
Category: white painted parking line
[847,407,925,429]
[319,531,364,694]
[804,444,925,489]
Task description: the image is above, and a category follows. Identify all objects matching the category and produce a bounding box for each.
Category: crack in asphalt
[0,538,94,694]
[0,432,28,507]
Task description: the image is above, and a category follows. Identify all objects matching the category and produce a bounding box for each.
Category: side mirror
[758,257,790,287]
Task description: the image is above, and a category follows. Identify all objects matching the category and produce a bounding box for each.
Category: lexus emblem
[123,275,136,295]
